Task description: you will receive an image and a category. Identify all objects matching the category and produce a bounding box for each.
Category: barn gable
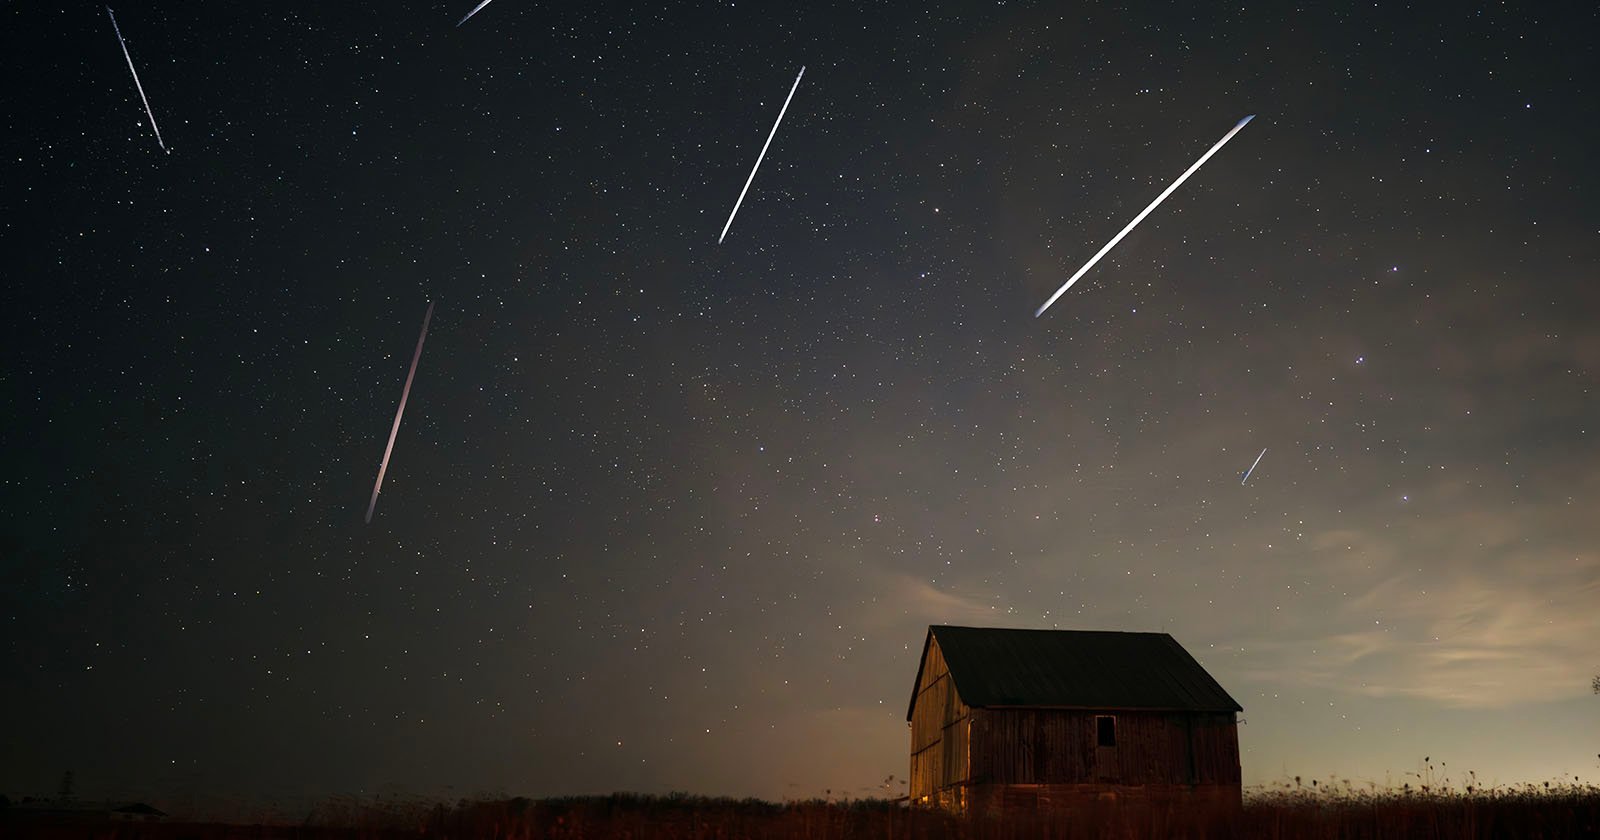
[908,629,972,805]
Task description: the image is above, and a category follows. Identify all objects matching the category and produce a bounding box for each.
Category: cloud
[868,571,1002,628]
[1237,550,1600,708]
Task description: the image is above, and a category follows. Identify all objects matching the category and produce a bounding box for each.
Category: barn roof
[907,625,1242,720]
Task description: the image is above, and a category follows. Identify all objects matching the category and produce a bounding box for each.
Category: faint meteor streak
[106,7,167,153]
[1035,114,1255,317]
[718,66,806,244]
[1241,447,1267,485]
[366,302,434,524]
[456,0,497,27]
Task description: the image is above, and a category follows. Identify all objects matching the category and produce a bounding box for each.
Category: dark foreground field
[4,785,1598,840]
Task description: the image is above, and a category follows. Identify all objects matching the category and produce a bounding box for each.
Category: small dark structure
[907,625,1242,814]
[110,802,168,822]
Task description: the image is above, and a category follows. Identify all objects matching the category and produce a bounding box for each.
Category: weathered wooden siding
[1186,712,1241,784]
[909,635,971,802]
[970,709,1239,786]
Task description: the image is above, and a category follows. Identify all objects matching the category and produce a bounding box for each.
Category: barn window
[1096,715,1117,747]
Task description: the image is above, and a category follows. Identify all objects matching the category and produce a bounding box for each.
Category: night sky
[4,0,1599,816]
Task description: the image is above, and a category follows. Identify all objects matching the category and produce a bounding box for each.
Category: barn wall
[1187,712,1242,784]
[970,709,1239,786]
[908,636,971,803]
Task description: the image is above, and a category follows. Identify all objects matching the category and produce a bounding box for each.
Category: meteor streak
[106,7,167,153]
[366,302,434,524]
[456,0,497,26]
[1241,447,1267,485]
[1035,114,1255,317]
[718,66,805,244]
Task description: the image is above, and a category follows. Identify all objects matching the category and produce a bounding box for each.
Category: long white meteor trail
[106,7,167,153]
[1241,447,1267,485]
[1035,114,1255,317]
[718,66,806,244]
[456,0,496,26]
[366,302,434,524]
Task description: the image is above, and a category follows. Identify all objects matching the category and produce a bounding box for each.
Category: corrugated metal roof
[907,625,1242,720]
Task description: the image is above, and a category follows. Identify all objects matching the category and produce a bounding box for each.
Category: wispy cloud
[872,571,1002,627]
[1237,549,1600,708]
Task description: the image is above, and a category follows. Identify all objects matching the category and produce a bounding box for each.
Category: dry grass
[1239,779,1600,839]
[5,783,1598,839]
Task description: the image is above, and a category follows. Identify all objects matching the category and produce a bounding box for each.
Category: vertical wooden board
[1075,712,1095,779]
[969,709,988,782]
[940,716,969,785]
[1127,712,1158,784]
[911,675,947,753]
[988,711,1010,782]
[940,731,954,785]
[1015,711,1036,783]
[918,636,948,692]
[983,710,1011,783]
[910,749,928,799]
[1033,712,1051,781]
[1202,714,1221,782]
[1038,712,1080,782]
[1192,714,1215,782]
[1180,713,1199,784]
[1180,713,1235,784]
[1016,711,1033,782]
[965,717,973,784]
[944,674,963,720]
[1223,716,1242,783]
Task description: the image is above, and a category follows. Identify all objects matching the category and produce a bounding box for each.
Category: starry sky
[4,0,1599,815]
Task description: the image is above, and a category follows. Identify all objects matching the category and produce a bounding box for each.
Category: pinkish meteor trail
[1241,447,1267,485]
[106,7,167,153]
[1035,115,1255,318]
[366,302,434,524]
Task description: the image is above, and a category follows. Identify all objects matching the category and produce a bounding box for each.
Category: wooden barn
[907,625,1243,814]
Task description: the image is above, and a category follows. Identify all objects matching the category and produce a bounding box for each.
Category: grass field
[4,782,1598,839]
